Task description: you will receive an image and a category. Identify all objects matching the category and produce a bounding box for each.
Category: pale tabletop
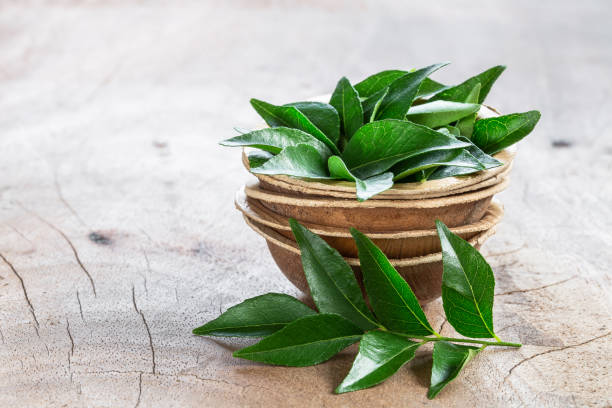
[1,1,611,407]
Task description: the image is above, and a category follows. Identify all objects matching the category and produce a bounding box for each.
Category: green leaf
[250,98,341,155]
[431,65,506,103]
[220,127,332,158]
[437,125,461,137]
[246,149,273,169]
[361,87,389,123]
[354,69,445,99]
[428,341,480,399]
[342,119,470,179]
[405,101,481,128]
[250,144,330,179]
[376,63,449,120]
[328,156,394,201]
[392,149,484,182]
[456,83,481,137]
[233,314,362,366]
[289,219,378,330]
[284,101,340,145]
[471,111,541,154]
[435,221,497,339]
[427,136,501,180]
[192,293,316,337]
[350,228,435,336]
[329,77,363,142]
[335,331,420,393]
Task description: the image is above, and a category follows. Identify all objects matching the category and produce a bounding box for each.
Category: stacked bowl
[236,145,514,304]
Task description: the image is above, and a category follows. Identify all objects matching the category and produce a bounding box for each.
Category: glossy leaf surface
[361,87,389,123]
[329,77,363,142]
[289,219,378,330]
[436,221,496,339]
[220,127,332,157]
[405,100,480,128]
[351,229,435,335]
[336,331,420,393]
[455,83,481,137]
[428,341,480,399]
[471,111,541,154]
[233,314,362,366]
[285,101,340,145]
[342,119,470,178]
[193,293,315,337]
[431,65,506,103]
[246,149,273,169]
[392,149,484,182]
[250,144,330,179]
[328,156,394,201]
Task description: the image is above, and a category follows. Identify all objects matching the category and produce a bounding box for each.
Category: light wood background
[1,1,610,406]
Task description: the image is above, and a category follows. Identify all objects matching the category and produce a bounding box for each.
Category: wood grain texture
[0,1,610,407]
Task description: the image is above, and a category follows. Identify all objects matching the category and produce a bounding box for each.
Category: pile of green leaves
[221,63,540,201]
[193,220,522,398]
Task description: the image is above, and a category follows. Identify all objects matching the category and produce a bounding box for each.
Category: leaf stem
[388,332,521,348]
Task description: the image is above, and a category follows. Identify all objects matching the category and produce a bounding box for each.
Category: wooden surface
[1,1,611,407]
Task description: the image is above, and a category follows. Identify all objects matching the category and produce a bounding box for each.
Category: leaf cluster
[193,220,521,398]
[221,64,540,200]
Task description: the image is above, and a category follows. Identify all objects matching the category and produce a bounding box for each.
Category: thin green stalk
[388,331,521,348]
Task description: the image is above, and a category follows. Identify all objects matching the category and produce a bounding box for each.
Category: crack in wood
[131,286,156,375]
[504,332,611,383]
[0,252,40,336]
[66,318,75,357]
[54,173,87,228]
[76,290,85,322]
[134,372,143,408]
[496,276,577,297]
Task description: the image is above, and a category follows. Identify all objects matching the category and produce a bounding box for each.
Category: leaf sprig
[193,220,522,398]
[221,64,541,201]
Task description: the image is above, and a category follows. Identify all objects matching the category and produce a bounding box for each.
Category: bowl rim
[243,215,497,267]
[244,176,509,209]
[236,186,504,238]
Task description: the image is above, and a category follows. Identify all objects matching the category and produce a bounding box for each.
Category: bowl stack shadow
[236,148,514,304]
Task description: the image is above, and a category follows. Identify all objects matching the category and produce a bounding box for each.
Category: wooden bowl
[235,187,504,258]
[243,216,497,304]
[243,177,509,232]
[244,148,515,201]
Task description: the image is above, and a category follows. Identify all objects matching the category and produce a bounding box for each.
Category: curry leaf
[354,70,406,98]
[250,144,330,179]
[336,331,421,393]
[431,65,506,103]
[456,83,481,137]
[361,87,389,123]
[250,98,341,154]
[284,101,340,145]
[328,156,394,201]
[220,127,332,157]
[192,293,316,337]
[436,221,497,339]
[246,149,273,169]
[392,149,484,182]
[329,77,363,142]
[405,101,481,128]
[428,341,480,399]
[342,119,470,178]
[427,136,501,180]
[472,111,541,154]
[233,314,362,366]
[289,219,379,331]
[376,63,449,120]
[351,228,435,336]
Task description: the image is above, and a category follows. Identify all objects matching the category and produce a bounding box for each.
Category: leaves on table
[430,65,506,103]
[250,98,340,154]
[220,127,332,157]
[329,77,363,143]
[289,219,379,331]
[472,111,541,154]
[328,156,394,201]
[233,314,362,366]
[405,100,481,128]
[342,119,470,178]
[351,228,435,336]
[336,331,421,393]
[436,221,497,339]
[428,341,480,399]
[391,149,484,182]
[376,62,449,120]
[192,293,316,337]
[250,144,330,179]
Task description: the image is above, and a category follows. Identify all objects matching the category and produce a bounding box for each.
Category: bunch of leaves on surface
[193,220,522,398]
[220,63,541,201]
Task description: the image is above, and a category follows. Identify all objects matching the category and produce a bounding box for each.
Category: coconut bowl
[243,177,509,232]
[235,187,504,258]
[243,215,496,304]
